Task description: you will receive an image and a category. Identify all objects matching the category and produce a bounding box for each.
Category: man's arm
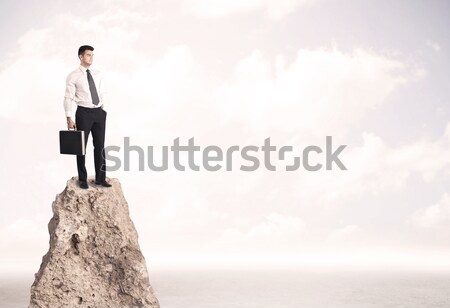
[64,74,76,129]
[99,72,106,109]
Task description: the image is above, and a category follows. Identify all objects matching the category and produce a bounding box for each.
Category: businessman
[64,45,111,189]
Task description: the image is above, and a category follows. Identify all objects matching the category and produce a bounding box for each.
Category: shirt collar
[79,65,90,73]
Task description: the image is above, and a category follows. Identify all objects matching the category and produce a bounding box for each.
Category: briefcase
[59,130,86,155]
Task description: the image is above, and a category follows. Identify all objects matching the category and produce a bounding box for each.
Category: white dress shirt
[64,65,106,117]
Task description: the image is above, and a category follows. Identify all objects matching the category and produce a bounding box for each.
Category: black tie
[86,69,100,105]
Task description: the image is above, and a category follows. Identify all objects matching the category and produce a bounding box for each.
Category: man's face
[79,50,94,66]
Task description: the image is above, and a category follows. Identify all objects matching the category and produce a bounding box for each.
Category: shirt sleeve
[63,73,76,118]
[99,72,107,109]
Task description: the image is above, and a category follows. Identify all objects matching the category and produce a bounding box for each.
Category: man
[64,45,111,189]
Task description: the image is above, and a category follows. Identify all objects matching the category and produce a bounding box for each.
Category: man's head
[78,45,94,68]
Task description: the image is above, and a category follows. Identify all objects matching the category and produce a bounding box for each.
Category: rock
[29,177,160,308]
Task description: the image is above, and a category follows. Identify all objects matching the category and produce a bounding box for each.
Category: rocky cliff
[29,177,159,308]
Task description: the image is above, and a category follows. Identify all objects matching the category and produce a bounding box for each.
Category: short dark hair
[78,45,94,57]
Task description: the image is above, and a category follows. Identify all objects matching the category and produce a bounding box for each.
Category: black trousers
[75,106,107,182]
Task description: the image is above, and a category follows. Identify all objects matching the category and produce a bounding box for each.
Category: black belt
[77,105,103,110]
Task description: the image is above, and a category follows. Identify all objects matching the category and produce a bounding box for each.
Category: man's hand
[67,118,76,130]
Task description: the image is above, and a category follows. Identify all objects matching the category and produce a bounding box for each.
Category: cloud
[287,123,450,214]
[218,212,304,250]
[327,225,358,243]
[0,1,447,270]
[181,0,314,20]
[412,193,450,229]
[358,123,450,185]
[0,8,153,121]
[0,5,419,140]
[212,48,413,136]
[0,216,48,258]
[426,40,441,52]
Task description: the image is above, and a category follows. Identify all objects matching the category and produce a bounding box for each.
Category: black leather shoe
[79,181,89,189]
[95,180,112,187]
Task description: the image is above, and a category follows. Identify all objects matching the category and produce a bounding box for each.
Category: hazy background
[0,0,449,277]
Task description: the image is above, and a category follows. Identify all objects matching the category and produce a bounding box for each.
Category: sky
[0,0,449,272]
